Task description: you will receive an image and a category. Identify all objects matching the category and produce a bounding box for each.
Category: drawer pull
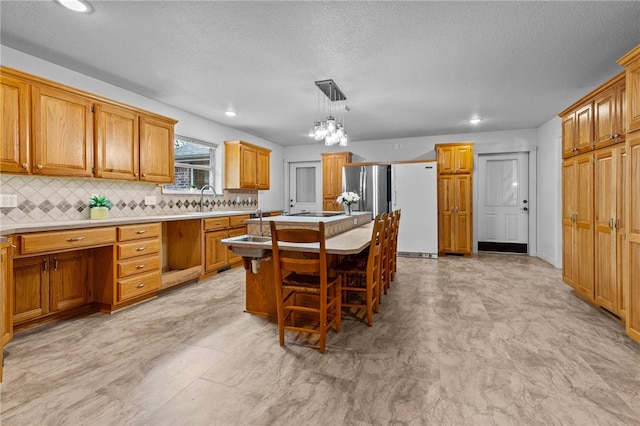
[136,264,146,269]
[67,237,85,242]
[135,246,147,251]
[136,283,146,288]
[135,230,147,234]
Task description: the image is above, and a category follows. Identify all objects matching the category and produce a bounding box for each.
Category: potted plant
[89,195,113,219]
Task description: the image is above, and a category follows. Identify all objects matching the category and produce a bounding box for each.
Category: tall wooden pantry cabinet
[322,152,352,211]
[436,143,474,255]
[618,45,640,343]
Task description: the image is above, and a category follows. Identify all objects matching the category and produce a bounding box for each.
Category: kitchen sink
[233,235,272,243]
[223,234,272,258]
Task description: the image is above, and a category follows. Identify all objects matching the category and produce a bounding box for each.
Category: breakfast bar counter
[221,213,373,317]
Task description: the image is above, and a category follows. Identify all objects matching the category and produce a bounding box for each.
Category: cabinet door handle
[54,256,59,271]
[22,163,28,169]
[136,264,146,269]
[612,134,620,139]
[615,218,620,230]
[142,173,147,177]
[43,257,48,273]
[608,218,614,229]
[67,237,85,242]
[135,230,147,234]
[135,246,147,252]
[10,242,16,256]
[37,164,43,170]
[136,283,146,288]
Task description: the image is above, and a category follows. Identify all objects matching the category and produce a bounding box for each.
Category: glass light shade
[339,133,348,146]
[326,117,336,133]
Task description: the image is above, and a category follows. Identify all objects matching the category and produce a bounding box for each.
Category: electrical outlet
[248,196,252,203]
[0,194,18,208]
[144,196,157,206]
[236,196,241,203]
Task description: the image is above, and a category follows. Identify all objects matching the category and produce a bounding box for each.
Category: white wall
[536,116,563,268]
[0,46,285,211]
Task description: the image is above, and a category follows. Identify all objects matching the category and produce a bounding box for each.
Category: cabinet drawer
[229,214,250,227]
[117,254,161,278]
[203,217,230,231]
[117,223,161,241]
[118,270,161,302]
[20,227,115,255]
[117,238,161,260]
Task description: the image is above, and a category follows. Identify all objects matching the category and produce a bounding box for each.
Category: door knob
[521,207,528,212]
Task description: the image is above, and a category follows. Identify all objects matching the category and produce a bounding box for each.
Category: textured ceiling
[1,1,639,146]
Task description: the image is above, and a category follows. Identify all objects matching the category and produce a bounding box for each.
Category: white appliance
[391,162,438,258]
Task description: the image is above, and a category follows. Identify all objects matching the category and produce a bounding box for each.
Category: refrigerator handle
[360,166,366,208]
[393,190,397,206]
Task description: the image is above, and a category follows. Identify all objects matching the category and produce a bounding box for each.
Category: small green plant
[89,195,113,210]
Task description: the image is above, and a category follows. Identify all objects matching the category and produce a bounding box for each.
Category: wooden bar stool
[331,215,383,326]
[270,221,341,353]
[389,209,401,282]
[379,213,392,295]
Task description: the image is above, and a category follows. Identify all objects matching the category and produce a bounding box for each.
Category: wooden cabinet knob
[22,163,28,169]
[37,164,43,170]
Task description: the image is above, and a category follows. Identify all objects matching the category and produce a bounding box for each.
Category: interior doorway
[477,152,529,253]
[288,161,321,214]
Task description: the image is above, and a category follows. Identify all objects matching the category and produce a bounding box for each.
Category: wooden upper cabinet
[561,103,594,158]
[224,140,271,190]
[0,74,30,174]
[256,148,270,190]
[435,143,473,174]
[0,67,177,182]
[94,103,140,180]
[618,45,640,133]
[594,77,626,149]
[139,114,175,183]
[31,84,93,177]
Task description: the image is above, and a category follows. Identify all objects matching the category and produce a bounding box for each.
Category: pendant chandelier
[311,79,349,146]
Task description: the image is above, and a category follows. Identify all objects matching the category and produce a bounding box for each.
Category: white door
[289,161,321,214]
[478,152,529,253]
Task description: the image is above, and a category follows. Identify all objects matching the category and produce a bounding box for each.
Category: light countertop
[0,210,281,235]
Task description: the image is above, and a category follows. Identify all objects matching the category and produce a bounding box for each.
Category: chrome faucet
[256,209,264,236]
[199,184,217,211]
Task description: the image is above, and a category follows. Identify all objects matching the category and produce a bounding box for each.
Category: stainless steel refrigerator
[342,164,391,218]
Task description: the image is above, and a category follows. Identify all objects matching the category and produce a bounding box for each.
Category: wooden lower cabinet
[438,174,472,254]
[1,239,13,347]
[203,216,247,274]
[13,250,89,325]
[626,131,640,342]
[1,238,13,382]
[204,230,228,273]
[594,146,626,317]
[562,154,595,299]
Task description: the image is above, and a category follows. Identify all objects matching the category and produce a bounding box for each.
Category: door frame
[284,160,322,214]
[473,145,537,256]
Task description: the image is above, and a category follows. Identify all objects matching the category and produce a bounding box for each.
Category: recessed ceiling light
[225,111,237,117]
[55,0,91,13]
[469,118,482,124]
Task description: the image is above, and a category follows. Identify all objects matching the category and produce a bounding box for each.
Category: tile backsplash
[0,175,257,224]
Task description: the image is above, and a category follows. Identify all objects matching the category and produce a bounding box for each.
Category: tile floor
[1,254,639,425]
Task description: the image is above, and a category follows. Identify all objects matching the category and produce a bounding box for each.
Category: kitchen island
[222,212,373,316]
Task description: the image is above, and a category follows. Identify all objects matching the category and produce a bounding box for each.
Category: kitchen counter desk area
[222,212,373,316]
